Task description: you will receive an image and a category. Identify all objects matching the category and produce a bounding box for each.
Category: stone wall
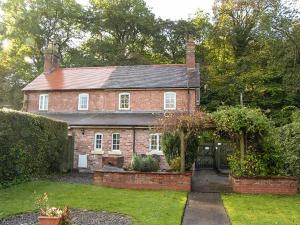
[25,89,196,113]
[230,176,298,195]
[94,171,192,191]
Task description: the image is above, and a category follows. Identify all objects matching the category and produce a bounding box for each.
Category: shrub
[277,122,300,178]
[131,155,159,172]
[0,109,68,187]
[227,149,284,177]
[162,133,199,171]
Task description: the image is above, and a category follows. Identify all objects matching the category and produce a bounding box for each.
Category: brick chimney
[44,42,60,75]
[186,35,196,73]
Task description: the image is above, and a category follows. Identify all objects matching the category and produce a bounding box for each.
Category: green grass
[0,181,187,225]
[222,193,300,225]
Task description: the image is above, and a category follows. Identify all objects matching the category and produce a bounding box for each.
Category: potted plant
[36,192,69,225]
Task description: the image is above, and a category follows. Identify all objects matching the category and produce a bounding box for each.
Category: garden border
[94,170,192,191]
[230,175,298,195]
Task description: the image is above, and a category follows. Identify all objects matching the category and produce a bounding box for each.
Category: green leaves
[0,108,68,187]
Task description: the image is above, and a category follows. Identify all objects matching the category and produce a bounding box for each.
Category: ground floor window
[94,133,103,151]
[112,133,120,150]
[149,133,161,151]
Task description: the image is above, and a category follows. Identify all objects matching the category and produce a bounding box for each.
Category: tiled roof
[23,64,200,91]
[37,112,162,127]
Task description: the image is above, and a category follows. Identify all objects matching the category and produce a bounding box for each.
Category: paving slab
[182,192,231,225]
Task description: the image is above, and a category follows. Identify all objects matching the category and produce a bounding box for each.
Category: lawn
[0,181,187,225]
[222,193,300,225]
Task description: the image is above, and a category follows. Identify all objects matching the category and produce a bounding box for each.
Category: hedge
[0,108,68,187]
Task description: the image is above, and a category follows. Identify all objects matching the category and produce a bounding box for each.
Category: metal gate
[194,143,233,171]
[195,143,215,169]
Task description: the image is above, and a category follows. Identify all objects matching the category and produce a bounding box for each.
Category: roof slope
[37,112,161,127]
[23,64,200,91]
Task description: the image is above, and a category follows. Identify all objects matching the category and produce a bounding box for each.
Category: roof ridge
[61,64,187,70]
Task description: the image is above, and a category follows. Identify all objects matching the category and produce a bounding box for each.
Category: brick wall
[94,171,192,191]
[73,128,170,171]
[25,89,196,113]
[230,176,298,195]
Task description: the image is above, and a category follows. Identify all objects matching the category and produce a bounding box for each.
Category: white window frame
[148,133,163,155]
[78,93,89,110]
[39,94,48,111]
[119,93,130,110]
[164,92,176,110]
[93,132,103,154]
[109,133,121,155]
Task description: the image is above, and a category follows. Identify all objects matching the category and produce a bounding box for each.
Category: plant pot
[38,216,62,225]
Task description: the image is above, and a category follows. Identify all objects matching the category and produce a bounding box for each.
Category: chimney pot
[44,42,60,75]
[186,35,196,73]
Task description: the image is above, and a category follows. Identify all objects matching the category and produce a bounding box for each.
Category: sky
[144,0,214,20]
[74,0,215,20]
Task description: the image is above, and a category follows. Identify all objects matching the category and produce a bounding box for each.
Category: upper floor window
[39,94,48,111]
[78,93,89,110]
[119,93,130,110]
[149,133,161,152]
[164,92,176,110]
[94,133,103,151]
[112,133,120,151]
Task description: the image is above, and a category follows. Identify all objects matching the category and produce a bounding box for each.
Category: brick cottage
[22,36,200,172]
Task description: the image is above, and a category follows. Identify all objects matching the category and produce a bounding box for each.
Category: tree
[156,112,212,172]
[211,106,273,161]
[0,0,84,109]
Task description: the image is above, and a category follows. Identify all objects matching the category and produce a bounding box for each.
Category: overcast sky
[144,0,214,20]
[74,0,215,20]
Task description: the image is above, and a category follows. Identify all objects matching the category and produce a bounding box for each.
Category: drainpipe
[133,126,136,154]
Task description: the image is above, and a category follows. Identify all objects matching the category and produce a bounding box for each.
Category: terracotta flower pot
[38,216,62,225]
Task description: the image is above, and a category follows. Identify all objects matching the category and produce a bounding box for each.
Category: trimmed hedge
[0,108,68,187]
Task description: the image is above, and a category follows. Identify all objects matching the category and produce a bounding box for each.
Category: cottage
[22,36,200,171]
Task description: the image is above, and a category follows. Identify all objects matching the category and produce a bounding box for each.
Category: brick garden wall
[25,89,196,113]
[94,171,192,191]
[230,176,298,195]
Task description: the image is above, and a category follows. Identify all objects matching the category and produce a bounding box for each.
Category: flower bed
[94,171,192,191]
[230,175,298,195]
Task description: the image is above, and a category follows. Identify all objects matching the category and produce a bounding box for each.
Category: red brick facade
[25,89,196,113]
[94,171,192,191]
[230,176,298,195]
[72,127,170,171]
[24,88,197,171]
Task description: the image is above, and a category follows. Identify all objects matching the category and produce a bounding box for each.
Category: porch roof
[37,112,162,127]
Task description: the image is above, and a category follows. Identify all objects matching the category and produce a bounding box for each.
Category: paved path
[192,170,232,193]
[182,192,231,225]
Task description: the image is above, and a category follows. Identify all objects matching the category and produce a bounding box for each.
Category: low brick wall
[230,175,298,195]
[94,171,192,191]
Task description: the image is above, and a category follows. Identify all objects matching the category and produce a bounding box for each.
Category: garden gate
[194,143,234,172]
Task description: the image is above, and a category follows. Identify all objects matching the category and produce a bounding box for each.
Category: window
[78,93,89,110]
[94,133,103,151]
[119,93,130,110]
[164,92,176,110]
[149,134,161,152]
[112,133,120,151]
[39,94,48,111]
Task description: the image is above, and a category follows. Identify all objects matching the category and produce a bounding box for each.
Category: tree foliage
[211,106,273,159]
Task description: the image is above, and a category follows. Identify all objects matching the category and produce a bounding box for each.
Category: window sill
[91,150,104,155]
[108,150,122,155]
[147,151,164,156]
